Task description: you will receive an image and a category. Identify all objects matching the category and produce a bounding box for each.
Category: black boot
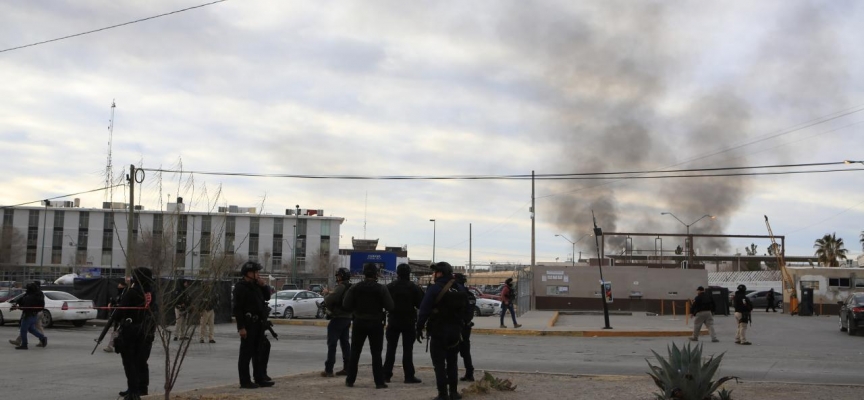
[450,391,463,400]
[433,392,450,400]
[459,369,474,382]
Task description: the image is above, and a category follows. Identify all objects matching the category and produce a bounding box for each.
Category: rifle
[92,309,118,355]
[264,320,279,341]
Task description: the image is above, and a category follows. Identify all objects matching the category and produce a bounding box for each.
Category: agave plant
[646,342,738,400]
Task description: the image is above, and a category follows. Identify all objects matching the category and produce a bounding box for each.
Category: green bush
[646,342,738,400]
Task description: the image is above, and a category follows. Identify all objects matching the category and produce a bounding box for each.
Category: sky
[1,0,863,267]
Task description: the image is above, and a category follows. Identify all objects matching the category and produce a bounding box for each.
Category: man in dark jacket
[733,284,753,345]
[342,263,394,389]
[499,278,521,329]
[115,267,155,400]
[173,279,191,341]
[321,267,353,377]
[454,273,476,382]
[383,263,424,384]
[765,288,777,312]
[417,262,467,400]
[12,282,47,350]
[232,261,275,389]
[689,286,718,342]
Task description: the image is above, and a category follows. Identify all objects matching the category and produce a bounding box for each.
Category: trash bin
[799,287,814,316]
[708,287,729,316]
[629,291,645,312]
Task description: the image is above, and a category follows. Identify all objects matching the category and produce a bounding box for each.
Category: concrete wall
[533,265,708,314]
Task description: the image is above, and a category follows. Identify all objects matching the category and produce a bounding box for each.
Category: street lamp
[660,212,715,267]
[429,219,436,263]
[554,234,576,267]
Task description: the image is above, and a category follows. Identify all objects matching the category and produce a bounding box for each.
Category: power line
[142,161,857,181]
[0,184,126,208]
[0,0,228,54]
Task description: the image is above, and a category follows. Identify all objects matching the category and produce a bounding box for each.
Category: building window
[250,217,259,235]
[296,219,307,236]
[200,235,211,255]
[320,237,330,258]
[272,255,282,270]
[546,286,569,295]
[856,278,864,288]
[103,230,113,250]
[102,250,112,266]
[77,231,88,249]
[829,278,851,288]
[226,216,236,235]
[226,236,235,255]
[103,213,114,230]
[2,209,13,226]
[249,236,259,260]
[51,248,62,264]
[27,227,38,247]
[152,214,163,233]
[201,215,211,234]
[178,215,188,234]
[273,218,283,235]
[800,281,820,290]
[79,212,90,229]
[52,230,63,249]
[28,210,40,227]
[26,248,36,264]
[296,257,306,273]
[321,221,330,236]
[53,211,65,228]
[295,237,306,258]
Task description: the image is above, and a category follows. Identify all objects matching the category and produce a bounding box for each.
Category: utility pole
[592,210,612,329]
[126,164,136,278]
[469,223,473,279]
[531,170,535,268]
[39,200,48,278]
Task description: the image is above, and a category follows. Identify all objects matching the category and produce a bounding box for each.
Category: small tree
[814,233,848,267]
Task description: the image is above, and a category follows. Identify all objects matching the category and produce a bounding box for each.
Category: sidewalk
[269,310,707,338]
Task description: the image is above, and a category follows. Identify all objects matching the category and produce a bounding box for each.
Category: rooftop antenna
[105,100,116,202]
[363,191,368,239]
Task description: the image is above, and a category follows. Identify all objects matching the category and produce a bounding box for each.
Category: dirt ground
[146,366,864,400]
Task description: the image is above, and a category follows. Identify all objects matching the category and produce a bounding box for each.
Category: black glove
[416,327,424,344]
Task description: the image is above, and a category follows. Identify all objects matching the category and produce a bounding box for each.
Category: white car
[267,290,324,319]
[0,290,97,327]
[474,298,501,317]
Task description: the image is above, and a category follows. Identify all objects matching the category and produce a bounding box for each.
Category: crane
[764,215,798,315]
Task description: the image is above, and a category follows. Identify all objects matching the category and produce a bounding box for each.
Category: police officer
[733,284,753,345]
[173,279,191,341]
[417,262,467,400]
[232,261,275,389]
[342,263,394,389]
[321,267,352,377]
[383,263,424,384]
[454,273,476,382]
[115,267,155,400]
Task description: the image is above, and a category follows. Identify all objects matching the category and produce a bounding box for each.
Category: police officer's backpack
[430,280,467,347]
[463,287,476,322]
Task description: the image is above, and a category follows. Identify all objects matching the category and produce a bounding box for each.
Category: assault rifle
[92,292,124,355]
[264,320,279,341]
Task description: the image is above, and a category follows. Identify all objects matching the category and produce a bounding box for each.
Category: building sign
[349,252,397,274]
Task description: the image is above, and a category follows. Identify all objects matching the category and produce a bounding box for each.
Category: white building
[0,199,343,280]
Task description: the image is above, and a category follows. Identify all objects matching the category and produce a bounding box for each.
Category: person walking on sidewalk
[689,286,718,342]
[342,263,394,389]
[499,278,521,329]
[11,282,47,350]
[321,268,353,378]
[765,288,777,312]
[417,262,467,400]
[454,273,476,382]
[733,285,753,345]
[383,263,424,384]
[8,281,46,348]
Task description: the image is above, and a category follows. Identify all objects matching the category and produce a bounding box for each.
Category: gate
[514,267,533,317]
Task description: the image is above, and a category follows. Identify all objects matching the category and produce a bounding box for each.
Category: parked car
[468,287,502,302]
[0,288,24,303]
[267,290,323,319]
[281,283,299,290]
[308,284,324,294]
[474,298,502,317]
[0,290,97,327]
[728,290,755,308]
[747,290,782,310]
[838,293,864,335]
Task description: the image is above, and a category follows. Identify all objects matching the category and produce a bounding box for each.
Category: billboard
[349,252,398,274]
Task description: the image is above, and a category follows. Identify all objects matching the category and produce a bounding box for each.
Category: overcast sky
[1,0,863,266]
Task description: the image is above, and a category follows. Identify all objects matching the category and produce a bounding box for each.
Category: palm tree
[813,233,848,267]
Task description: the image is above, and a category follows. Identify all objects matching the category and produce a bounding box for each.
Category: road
[0,311,859,399]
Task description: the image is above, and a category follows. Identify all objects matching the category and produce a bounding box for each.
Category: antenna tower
[105,100,116,202]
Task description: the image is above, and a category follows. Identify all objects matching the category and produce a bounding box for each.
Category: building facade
[0,201,343,280]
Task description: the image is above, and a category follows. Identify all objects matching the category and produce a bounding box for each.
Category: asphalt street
[0,311,859,399]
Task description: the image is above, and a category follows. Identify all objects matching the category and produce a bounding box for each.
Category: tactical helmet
[396,263,411,278]
[737,284,747,292]
[362,263,379,278]
[240,261,263,276]
[454,273,467,285]
[431,262,453,277]
[335,267,351,282]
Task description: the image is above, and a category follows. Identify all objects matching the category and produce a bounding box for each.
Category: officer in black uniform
[321,267,353,377]
[232,261,275,389]
[342,263,394,389]
[383,263,424,384]
[417,262,467,400]
[454,273,476,382]
[115,267,156,400]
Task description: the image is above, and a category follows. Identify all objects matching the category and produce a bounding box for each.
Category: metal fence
[514,267,533,317]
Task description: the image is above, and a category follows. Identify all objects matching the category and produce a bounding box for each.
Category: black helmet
[240,261,263,276]
[737,284,747,292]
[454,273,467,285]
[431,262,453,277]
[131,267,154,289]
[362,263,379,278]
[396,263,411,278]
[335,268,351,282]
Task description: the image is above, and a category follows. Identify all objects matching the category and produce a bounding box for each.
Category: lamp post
[660,212,715,267]
[429,219,436,263]
[556,233,593,267]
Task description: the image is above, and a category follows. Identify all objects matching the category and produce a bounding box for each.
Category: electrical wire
[0,184,125,208]
[0,0,228,54]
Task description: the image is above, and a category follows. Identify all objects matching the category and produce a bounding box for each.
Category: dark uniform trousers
[459,324,474,373]
[238,322,266,384]
[325,318,351,373]
[120,322,154,395]
[430,335,460,395]
[383,321,416,380]
[346,319,385,386]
